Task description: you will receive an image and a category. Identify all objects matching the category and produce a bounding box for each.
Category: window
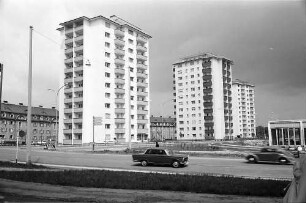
[128,39,133,44]
[105,42,110,47]
[128,29,134,35]
[105,52,110,57]
[105,103,110,108]
[105,62,110,67]
[105,32,110,37]
[105,72,110,77]
[128,48,133,53]
[105,83,110,88]
[105,93,110,98]
[105,113,111,119]
[105,124,110,129]
[129,57,134,62]
[105,22,111,28]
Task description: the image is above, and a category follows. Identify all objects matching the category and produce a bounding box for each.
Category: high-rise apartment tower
[173,53,233,140]
[232,79,256,138]
[57,15,151,145]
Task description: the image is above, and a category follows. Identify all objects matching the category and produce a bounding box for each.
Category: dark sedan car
[245,147,295,164]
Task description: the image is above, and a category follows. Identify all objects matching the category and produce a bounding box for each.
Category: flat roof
[57,15,151,38]
[173,52,233,66]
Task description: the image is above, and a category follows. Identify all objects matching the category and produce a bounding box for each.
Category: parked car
[132,148,189,168]
[245,147,295,164]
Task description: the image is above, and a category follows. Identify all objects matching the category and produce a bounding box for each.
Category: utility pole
[26,26,33,165]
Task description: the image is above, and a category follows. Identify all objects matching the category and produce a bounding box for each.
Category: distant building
[0,101,57,144]
[232,79,256,138]
[172,53,233,140]
[268,120,306,146]
[150,116,176,141]
[57,15,151,145]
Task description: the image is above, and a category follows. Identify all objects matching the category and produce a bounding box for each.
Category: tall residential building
[57,15,151,145]
[172,53,233,140]
[232,79,256,138]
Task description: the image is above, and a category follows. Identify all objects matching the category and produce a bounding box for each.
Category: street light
[48,83,68,147]
[14,114,21,163]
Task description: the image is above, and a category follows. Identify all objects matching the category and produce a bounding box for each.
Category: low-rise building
[150,116,176,141]
[268,119,306,146]
[0,101,57,144]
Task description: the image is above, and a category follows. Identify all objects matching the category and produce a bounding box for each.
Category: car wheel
[172,161,180,168]
[279,158,287,165]
[248,156,257,163]
[141,160,148,167]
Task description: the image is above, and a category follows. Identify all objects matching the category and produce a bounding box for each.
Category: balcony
[137,128,148,134]
[115,118,125,123]
[115,48,125,56]
[64,88,73,93]
[73,139,82,145]
[115,88,125,94]
[64,57,73,64]
[115,108,125,113]
[137,119,148,124]
[73,118,83,123]
[114,58,125,66]
[64,108,72,113]
[202,68,212,74]
[136,45,147,52]
[203,88,212,94]
[74,45,83,52]
[136,72,147,79]
[115,128,125,134]
[114,29,125,37]
[203,95,213,100]
[204,102,213,107]
[64,77,73,83]
[74,87,83,92]
[63,139,72,144]
[203,81,212,87]
[74,97,83,102]
[202,61,211,68]
[203,75,212,80]
[65,27,73,34]
[204,109,213,113]
[137,109,148,115]
[205,129,214,134]
[74,56,83,62]
[136,54,147,61]
[137,100,148,106]
[137,91,148,97]
[204,122,214,127]
[137,63,147,70]
[73,128,82,134]
[63,119,72,124]
[65,47,73,54]
[137,82,148,88]
[65,38,73,45]
[204,116,213,121]
[74,108,83,113]
[74,66,83,73]
[64,68,73,74]
[74,76,83,82]
[114,38,125,46]
[74,25,83,33]
[115,68,125,75]
[115,78,125,84]
[63,129,72,134]
[64,98,72,103]
[115,98,125,104]
[136,35,147,43]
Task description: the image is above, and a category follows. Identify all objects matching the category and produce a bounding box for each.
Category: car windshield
[164,149,174,155]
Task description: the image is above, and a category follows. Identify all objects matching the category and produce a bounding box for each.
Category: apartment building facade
[0,101,57,144]
[232,79,256,138]
[173,53,233,140]
[57,15,151,145]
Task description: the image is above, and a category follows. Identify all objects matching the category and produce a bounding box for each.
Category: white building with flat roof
[232,79,256,138]
[57,15,151,145]
[172,53,233,140]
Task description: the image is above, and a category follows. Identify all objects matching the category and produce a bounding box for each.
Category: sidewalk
[0,178,282,203]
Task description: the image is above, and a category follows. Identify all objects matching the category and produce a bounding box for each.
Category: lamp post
[48,84,67,148]
[14,114,21,163]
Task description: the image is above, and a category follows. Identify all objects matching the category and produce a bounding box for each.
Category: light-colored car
[245,147,295,164]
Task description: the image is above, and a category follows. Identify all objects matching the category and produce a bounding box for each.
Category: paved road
[0,147,293,179]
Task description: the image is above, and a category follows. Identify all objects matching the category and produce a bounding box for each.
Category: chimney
[19,103,23,105]
[52,107,56,109]
[3,101,8,103]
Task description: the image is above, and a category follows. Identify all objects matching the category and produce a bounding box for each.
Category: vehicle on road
[245,147,295,164]
[132,148,189,168]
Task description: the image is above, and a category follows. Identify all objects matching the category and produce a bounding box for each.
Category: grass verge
[0,169,289,197]
[0,161,47,169]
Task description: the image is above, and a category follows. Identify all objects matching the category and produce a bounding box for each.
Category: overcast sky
[0,0,306,126]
